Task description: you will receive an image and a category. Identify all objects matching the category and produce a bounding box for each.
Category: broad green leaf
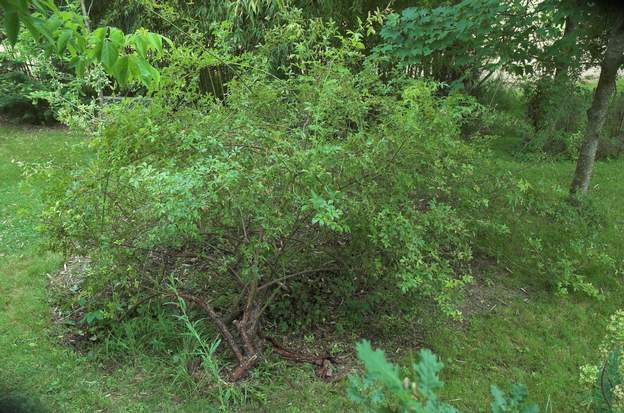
[132,35,147,58]
[91,27,107,60]
[129,54,159,87]
[57,29,72,53]
[100,39,119,70]
[146,33,163,53]
[75,57,87,76]
[30,15,55,44]
[113,55,130,86]
[43,13,62,33]
[109,27,125,47]
[91,26,107,42]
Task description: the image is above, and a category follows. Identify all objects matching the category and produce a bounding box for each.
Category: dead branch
[259,332,338,380]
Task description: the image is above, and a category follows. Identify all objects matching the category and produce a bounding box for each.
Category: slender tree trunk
[79,0,91,32]
[570,13,624,195]
[79,0,106,106]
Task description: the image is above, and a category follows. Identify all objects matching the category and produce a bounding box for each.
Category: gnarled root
[259,332,338,380]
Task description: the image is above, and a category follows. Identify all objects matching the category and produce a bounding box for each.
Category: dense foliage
[1,0,623,410]
[524,78,624,160]
[1,0,169,88]
[32,12,620,389]
[0,52,54,123]
[376,0,536,91]
[44,18,502,376]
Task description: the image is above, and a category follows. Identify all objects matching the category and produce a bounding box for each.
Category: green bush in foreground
[39,10,617,384]
[349,340,538,413]
[42,14,499,379]
[581,310,624,412]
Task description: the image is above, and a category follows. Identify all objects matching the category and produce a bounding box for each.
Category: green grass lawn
[1,124,622,412]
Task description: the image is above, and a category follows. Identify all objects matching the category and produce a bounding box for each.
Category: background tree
[570,7,624,195]
[375,0,541,92]
[0,0,169,88]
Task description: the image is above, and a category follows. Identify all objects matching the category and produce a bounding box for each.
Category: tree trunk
[79,0,91,32]
[570,13,624,195]
[79,0,105,106]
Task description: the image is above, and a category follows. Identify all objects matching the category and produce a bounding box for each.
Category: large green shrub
[40,10,617,381]
[43,16,501,378]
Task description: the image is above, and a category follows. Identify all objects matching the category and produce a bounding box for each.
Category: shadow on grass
[0,387,49,413]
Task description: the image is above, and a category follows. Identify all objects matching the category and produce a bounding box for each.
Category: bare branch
[177,291,244,363]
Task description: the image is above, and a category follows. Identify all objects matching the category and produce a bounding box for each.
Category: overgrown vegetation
[44,18,494,379]
[1,0,624,411]
[0,49,55,123]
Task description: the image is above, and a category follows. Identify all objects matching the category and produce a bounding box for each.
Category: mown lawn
[1,124,622,412]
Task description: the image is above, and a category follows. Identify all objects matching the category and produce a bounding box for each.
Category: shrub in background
[375,0,536,93]
[0,30,101,127]
[522,77,624,160]
[524,77,589,159]
[600,90,624,159]
[0,53,55,124]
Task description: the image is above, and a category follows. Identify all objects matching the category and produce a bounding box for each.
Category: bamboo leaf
[4,9,20,45]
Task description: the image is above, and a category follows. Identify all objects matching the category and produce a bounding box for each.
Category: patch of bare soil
[461,258,530,320]
[48,255,92,350]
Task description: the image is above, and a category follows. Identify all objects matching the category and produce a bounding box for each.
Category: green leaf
[413,348,445,397]
[108,27,125,47]
[490,385,507,412]
[100,39,119,70]
[43,13,62,33]
[75,57,87,76]
[57,29,72,53]
[491,384,539,413]
[133,36,147,59]
[4,9,20,45]
[112,55,129,86]
[355,340,403,390]
[29,15,55,44]
[146,33,163,53]
[137,59,158,85]
[128,54,159,87]
[90,27,107,60]
[161,35,174,48]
